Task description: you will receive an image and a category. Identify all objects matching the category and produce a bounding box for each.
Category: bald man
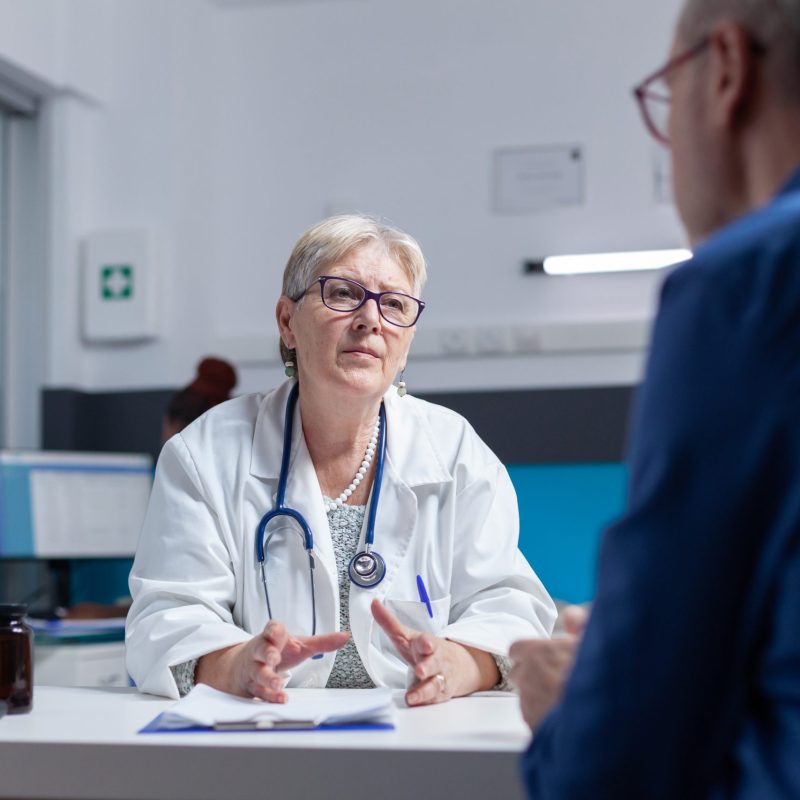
[513,1,800,797]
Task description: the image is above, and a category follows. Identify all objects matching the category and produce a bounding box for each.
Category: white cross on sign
[101,265,134,300]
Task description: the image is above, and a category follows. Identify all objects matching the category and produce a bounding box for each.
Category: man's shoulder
[643,185,800,432]
[692,186,800,280]
[664,187,800,327]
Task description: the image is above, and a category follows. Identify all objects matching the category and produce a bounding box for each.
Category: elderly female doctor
[126,214,555,704]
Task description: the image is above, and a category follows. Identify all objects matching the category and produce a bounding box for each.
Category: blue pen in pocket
[416,574,434,619]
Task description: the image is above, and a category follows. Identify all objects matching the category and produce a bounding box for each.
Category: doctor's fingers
[406,672,452,707]
[370,600,414,654]
[371,599,412,638]
[260,620,290,653]
[244,663,288,704]
[285,631,351,665]
[250,636,284,671]
[408,634,439,674]
[258,631,350,672]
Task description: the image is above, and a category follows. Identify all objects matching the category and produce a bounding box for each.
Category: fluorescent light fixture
[543,248,692,276]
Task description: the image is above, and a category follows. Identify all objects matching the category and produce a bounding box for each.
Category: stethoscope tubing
[255,382,387,634]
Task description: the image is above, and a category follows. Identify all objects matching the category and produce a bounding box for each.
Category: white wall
[210,0,686,394]
[0,0,111,99]
[0,0,63,89]
[1,0,688,434]
[46,0,224,391]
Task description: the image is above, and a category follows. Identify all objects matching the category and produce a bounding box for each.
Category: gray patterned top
[324,500,375,689]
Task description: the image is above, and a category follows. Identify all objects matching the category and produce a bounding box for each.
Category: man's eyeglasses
[633,35,768,145]
[632,37,711,145]
[295,275,426,328]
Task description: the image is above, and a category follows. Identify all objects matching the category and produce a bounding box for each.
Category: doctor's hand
[371,599,500,707]
[509,604,589,730]
[195,620,349,703]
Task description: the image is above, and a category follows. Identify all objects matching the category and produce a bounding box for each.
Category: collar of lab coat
[249,379,453,488]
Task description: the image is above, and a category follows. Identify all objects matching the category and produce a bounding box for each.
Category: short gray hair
[679,0,800,102]
[279,214,428,365]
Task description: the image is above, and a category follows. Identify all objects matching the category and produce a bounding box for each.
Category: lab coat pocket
[385,594,451,637]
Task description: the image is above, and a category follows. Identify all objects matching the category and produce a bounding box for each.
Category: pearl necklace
[326,416,381,513]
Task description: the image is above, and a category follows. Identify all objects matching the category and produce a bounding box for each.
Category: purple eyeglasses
[295,275,425,328]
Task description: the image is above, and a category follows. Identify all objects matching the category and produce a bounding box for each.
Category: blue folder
[139,712,394,734]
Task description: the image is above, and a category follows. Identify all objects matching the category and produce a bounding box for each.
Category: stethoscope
[255,382,388,636]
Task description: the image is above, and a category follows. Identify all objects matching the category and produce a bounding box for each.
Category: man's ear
[276,296,296,350]
[707,21,758,132]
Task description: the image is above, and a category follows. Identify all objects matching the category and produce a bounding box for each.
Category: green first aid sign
[100,264,134,300]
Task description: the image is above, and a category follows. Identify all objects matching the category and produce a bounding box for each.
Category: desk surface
[0,686,531,800]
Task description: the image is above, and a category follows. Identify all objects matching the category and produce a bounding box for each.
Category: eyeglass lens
[642,79,671,142]
[321,278,419,326]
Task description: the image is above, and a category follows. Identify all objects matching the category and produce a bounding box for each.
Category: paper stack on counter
[143,684,396,732]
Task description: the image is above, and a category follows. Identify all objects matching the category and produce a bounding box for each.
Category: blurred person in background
[161,357,238,443]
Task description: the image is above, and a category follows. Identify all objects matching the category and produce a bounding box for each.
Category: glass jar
[0,603,33,714]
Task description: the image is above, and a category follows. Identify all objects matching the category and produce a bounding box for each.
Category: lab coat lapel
[348,450,418,679]
[282,402,338,634]
[250,381,338,636]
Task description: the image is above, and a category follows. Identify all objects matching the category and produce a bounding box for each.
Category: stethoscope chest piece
[348,549,386,588]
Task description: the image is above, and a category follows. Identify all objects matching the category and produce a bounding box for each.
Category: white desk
[0,686,531,800]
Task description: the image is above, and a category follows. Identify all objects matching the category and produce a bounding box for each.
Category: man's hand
[510,605,589,729]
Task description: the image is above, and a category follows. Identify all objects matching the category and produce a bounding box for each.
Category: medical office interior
[0,0,684,689]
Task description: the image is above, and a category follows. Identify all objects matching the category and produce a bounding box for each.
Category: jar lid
[0,603,28,617]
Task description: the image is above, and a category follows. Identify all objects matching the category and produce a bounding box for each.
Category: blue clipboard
[139,711,394,734]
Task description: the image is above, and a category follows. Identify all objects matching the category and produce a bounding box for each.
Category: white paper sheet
[153,684,396,730]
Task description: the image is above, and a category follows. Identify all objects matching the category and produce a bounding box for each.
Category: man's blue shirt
[522,166,800,800]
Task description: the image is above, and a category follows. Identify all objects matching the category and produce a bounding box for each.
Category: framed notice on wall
[493,144,585,215]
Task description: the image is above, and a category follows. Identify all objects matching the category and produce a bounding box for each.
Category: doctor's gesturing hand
[371,599,500,706]
[195,620,349,702]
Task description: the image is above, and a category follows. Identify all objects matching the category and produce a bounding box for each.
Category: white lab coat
[126,380,556,698]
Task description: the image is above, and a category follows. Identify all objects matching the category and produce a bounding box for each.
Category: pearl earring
[284,360,296,378]
[396,369,407,397]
